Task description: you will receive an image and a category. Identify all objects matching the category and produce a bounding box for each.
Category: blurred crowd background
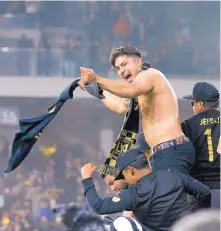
[0,1,219,231]
[0,98,196,231]
[0,1,219,77]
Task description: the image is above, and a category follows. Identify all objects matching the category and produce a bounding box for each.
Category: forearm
[101,91,128,115]
[82,178,105,214]
[96,75,136,98]
[82,178,125,215]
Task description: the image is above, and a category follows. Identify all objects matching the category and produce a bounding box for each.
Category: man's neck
[200,108,219,114]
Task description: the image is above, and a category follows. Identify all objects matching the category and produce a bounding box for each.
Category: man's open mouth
[123,74,133,83]
[124,74,132,79]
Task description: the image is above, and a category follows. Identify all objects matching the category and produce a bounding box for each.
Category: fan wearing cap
[182,82,220,115]
[103,132,151,194]
[101,133,151,220]
[81,148,211,231]
[182,82,220,208]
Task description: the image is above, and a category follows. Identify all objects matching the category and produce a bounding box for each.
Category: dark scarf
[98,98,139,178]
[97,62,151,178]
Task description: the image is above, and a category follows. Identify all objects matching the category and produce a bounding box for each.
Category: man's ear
[128,166,135,176]
[199,101,204,109]
[136,57,143,67]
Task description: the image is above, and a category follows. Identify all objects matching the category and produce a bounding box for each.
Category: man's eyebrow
[116,61,126,69]
[109,181,114,185]
[108,180,114,185]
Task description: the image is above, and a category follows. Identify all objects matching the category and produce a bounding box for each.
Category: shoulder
[155,169,173,177]
[135,68,166,88]
[207,109,221,116]
[154,169,181,182]
[182,115,197,125]
[164,169,189,184]
[183,112,206,126]
[137,68,164,79]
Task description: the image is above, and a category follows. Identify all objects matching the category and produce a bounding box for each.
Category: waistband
[151,136,189,155]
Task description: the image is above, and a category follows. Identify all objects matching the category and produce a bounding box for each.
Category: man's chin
[114,189,122,194]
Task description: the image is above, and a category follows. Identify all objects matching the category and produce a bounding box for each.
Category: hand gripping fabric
[84,79,105,99]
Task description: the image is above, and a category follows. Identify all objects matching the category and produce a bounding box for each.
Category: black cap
[136,132,150,151]
[115,148,147,180]
[183,82,219,102]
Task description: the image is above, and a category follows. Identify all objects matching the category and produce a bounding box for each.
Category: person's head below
[183,82,220,115]
[171,209,220,231]
[110,216,143,231]
[53,203,106,231]
[104,136,151,191]
[104,175,128,193]
[109,45,152,83]
[115,148,152,185]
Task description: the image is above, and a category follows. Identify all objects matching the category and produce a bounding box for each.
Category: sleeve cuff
[82,177,95,194]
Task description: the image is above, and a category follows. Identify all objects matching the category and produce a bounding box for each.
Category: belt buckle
[162,141,173,149]
[151,141,173,156]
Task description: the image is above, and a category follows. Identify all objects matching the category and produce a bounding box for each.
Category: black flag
[4,79,80,173]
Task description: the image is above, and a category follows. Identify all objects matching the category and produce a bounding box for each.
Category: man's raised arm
[80,67,158,98]
[81,163,136,215]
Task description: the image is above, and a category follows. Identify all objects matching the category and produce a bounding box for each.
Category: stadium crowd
[0,141,110,230]
[0,1,219,231]
[0,1,219,77]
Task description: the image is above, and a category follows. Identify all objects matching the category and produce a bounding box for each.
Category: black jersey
[181,109,220,189]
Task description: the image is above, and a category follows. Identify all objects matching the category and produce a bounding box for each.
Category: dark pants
[150,141,195,175]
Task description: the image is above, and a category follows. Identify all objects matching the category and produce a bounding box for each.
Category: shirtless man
[79,45,195,174]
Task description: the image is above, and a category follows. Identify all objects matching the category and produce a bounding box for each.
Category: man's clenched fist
[81,163,97,180]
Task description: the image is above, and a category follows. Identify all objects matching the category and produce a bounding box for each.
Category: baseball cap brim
[115,159,126,181]
[183,94,195,100]
[115,171,124,181]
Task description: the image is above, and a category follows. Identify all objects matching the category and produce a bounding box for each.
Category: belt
[151,136,189,155]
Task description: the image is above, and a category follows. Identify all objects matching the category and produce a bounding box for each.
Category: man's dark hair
[203,101,220,110]
[109,45,142,68]
[53,203,106,231]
